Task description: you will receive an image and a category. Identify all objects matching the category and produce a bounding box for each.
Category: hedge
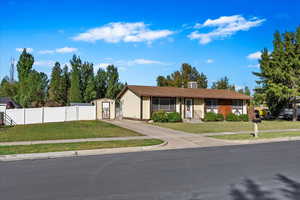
[151,111,182,122]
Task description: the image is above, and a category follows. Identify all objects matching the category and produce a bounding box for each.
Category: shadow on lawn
[230,174,300,200]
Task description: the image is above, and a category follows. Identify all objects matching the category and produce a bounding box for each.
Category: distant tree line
[0,49,124,108]
[156,63,251,96]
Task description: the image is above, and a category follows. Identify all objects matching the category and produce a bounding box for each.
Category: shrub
[151,110,168,122]
[239,114,249,122]
[167,112,182,122]
[204,112,217,121]
[216,113,225,121]
[226,113,240,121]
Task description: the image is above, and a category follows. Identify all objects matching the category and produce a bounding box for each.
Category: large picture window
[152,97,176,112]
[205,99,218,113]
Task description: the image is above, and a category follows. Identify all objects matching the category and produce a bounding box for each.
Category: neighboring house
[0,97,21,109]
[116,85,251,120]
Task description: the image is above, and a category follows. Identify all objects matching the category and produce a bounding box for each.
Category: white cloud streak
[247,51,262,60]
[206,59,214,64]
[34,60,55,67]
[16,48,33,53]
[38,47,77,54]
[72,22,174,43]
[188,15,265,44]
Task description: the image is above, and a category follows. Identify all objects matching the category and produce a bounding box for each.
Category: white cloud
[247,51,262,60]
[38,47,77,54]
[247,64,260,68]
[72,22,174,44]
[206,59,214,63]
[188,15,265,44]
[34,60,55,67]
[56,47,77,53]
[16,48,33,53]
[128,59,165,65]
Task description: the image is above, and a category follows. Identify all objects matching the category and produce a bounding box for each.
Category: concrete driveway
[108,120,235,149]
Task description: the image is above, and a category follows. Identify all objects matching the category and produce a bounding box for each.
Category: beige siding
[93,99,115,120]
[120,89,141,119]
[194,98,204,119]
[142,97,150,120]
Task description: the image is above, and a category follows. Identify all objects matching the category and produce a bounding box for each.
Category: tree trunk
[253,123,258,137]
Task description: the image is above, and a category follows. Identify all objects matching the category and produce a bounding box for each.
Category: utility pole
[9,57,15,83]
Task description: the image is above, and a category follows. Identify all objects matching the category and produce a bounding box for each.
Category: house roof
[0,97,21,108]
[117,85,251,100]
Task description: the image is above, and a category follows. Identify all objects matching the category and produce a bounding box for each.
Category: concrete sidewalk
[0,136,151,146]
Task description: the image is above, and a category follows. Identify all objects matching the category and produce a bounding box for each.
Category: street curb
[213,136,300,144]
[0,140,168,162]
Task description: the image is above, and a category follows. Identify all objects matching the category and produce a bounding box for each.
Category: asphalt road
[1,141,300,200]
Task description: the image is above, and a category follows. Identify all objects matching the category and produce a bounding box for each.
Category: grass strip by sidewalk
[0,139,163,155]
[209,132,300,140]
[155,121,300,134]
[0,120,142,142]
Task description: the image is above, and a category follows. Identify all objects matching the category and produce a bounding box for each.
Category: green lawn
[0,121,142,142]
[0,139,163,155]
[210,132,300,140]
[155,120,300,134]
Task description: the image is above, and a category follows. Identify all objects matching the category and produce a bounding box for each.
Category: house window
[152,97,176,112]
[205,99,218,113]
[232,100,243,114]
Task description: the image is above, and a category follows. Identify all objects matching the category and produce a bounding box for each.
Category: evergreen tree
[253,26,300,120]
[211,76,235,90]
[60,65,70,105]
[106,65,122,99]
[26,70,48,107]
[156,63,208,88]
[80,62,95,102]
[69,55,83,102]
[48,62,63,105]
[95,68,107,98]
[16,49,35,107]
[84,76,96,102]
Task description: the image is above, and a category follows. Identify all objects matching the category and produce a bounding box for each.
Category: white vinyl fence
[3,106,96,125]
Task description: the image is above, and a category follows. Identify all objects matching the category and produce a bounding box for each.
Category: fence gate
[102,102,110,119]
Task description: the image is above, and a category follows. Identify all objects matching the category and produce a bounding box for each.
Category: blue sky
[1,0,299,90]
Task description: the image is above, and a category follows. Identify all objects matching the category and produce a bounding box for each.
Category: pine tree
[48,62,63,105]
[156,63,208,88]
[253,26,300,120]
[95,68,107,98]
[69,55,83,102]
[211,76,235,90]
[106,65,121,99]
[81,62,94,102]
[84,76,96,102]
[16,49,35,107]
[60,65,70,105]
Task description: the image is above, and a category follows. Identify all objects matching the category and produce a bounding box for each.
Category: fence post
[23,108,26,125]
[65,106,67,122]
[42,107,44,123]
[76,106,79,121]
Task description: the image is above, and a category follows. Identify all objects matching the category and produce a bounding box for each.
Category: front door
[185,99,193,118]
[102,102,110,119]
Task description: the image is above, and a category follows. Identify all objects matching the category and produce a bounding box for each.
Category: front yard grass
[209,132,300,140]
[0,121,142,142]
[155,120,300,134]
[0,139,163,155]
